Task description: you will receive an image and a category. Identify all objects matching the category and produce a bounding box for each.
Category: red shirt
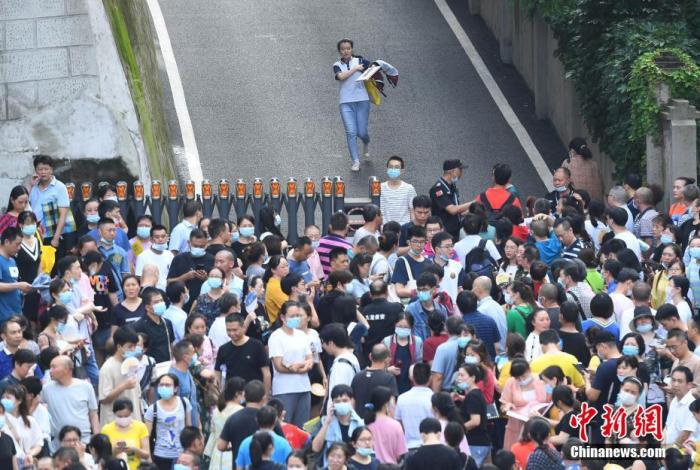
[423,333,449,363]
[511,224,529,242]
[281,422,310,450]
[476,187,522,210]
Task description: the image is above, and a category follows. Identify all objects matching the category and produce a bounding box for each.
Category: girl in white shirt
[2,384,43,467]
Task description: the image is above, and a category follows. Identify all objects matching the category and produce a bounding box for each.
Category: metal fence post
[201,179,214,219]
[333,176,345,214]
[216,179,232,221]
[369,176,381,207]
[166,180,181,231]
[150,180,164,225]
[269,178,283,214]
[252,178,264,235]
[131,181,147,219]
[285,178,300,244]
[233,179,247,222]
[116,181,129,222]
[320,176,333,236]
[303,178,317,230]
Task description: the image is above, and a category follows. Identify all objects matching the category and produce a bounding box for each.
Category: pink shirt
[200,335,217,371]
[307,250,324,281]
[367,415,408,464]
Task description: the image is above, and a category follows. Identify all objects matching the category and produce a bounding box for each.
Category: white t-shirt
[370,253,392,284]
[352,227,380,246]
[610,292,635,324]
[135,249,174,290]
[619,306,656,339]
[209,316,229,348]
[614,231,642,261]
[380,181,417,225]
[438,259,463,306]
[585,219,609,251]
[268,328,312,395]
[676,300,693,325]
[454,235,501,267]
[6,413,43,459]
[328,351,360,394]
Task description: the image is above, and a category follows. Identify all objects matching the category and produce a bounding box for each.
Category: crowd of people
[0,148,698,470]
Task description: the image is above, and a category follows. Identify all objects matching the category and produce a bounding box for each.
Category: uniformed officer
[429,159,471,238]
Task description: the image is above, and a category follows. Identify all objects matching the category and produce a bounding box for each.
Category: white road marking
[433,0,553,190]
[146,0,204,185]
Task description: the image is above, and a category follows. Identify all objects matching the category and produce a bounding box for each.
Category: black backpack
[480,191,517,224]
[464,239,496,278]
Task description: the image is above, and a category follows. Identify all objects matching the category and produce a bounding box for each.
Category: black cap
[443,159,467,171]
[592,330,617,345]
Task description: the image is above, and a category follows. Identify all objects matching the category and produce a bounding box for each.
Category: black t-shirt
[350,369,398,419]
[0,432,15,469]
[460,388,490,446]
[112,301,146,327]
[554,409,577,442]
[429,179,461,237]
[167,252,214,311]
[89,262,119,329]
[405,444,462,470]
[317,290,346,328]
[560,330,591,366]
[132,315,175,363]
[362,299,403,352]
[232,241,253,259]
[215,337,268,383]
[220,407,259,459]
[206,244,238,264]
[339,422,350,444]
[592,358,619,412]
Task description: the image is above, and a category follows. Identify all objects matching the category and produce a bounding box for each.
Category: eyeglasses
[438,245,453,250]
[409,239,426,246]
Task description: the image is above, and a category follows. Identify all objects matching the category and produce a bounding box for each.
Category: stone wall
[469,0,616,190]
[0,0,175,206]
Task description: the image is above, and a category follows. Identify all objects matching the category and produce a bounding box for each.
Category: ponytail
[249,431,272,468]
[364,386,393,425]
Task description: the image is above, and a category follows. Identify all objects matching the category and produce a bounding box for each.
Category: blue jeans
[469,445,491,466]
[339,100,370,162]
[84,345,99,387]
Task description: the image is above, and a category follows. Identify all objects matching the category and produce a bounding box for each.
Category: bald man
[472,276,507,352]
[350,343,398,419]
[199,249,244,299]
[42,355,99,450]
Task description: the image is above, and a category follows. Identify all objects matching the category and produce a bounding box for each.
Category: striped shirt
[561,238,584,259]
[380,181,417,225]
[317,234,352,275]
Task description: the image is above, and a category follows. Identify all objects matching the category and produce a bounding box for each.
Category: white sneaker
[351,161,360,172]
[362,142,370,159]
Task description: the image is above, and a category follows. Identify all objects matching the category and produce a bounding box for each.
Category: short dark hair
[330,384,354,399]
[363,204,379,222]
[98,200,119,218]
[493,163,512,185]
[412,363,431,386]
[419,417,442,434]
[319,323,351,349]
[672,365,693,383]
[462,213,484,235]
[387,155,405,168]
[493,450,517,470]
[13,349,36,366]
[445,316,464,336]
[179,426,203,449]
[416,272,437,289]
[166,281,187,304]
[560,301,580,324]
[431,231,452,249]
[330,211,349,232]
[407,224,426,240]
[256,406,278,428]
[412,195,432,209]
[590,293,613,319]
[140,286,163,306]
[539,329,560,345]
[456,290,478,314]
[33,154,55,168]
[189,228,207,241]
[182,200,202,218]
[244,380,266,403]
[113,397,134,414]
[1,226,21,245]
[112,327,138,347]
[657,304,681,321]
[329,246,349,263]
[280,273,303,295]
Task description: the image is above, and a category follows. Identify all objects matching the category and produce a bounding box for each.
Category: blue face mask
[334,402,352,416]
[240,227,255,238]
[86,214,100,224]
[690,247,700,259]
[286,317,301,329]
[418,290,432,303]
[58,291,73,305]
[56,322,67,334]
[356,447,374,457]
[554,185,568,193]
[153,302,166,316]
[152,242,168,252]
[464,355,479,365]
[231,231,240,243]
[173,465,191,470]
[519,376,533,387]
[457,381,469,391]
[457,337,471,349]
[100,237,114,246]
[636,323,653,333]
[387,168,401,179]
[133,346,143,357]
[660,234,674,245]
[395,327,411,338]
[1,398,15,413]
[123,349,139,359]
[617,374,626,383]
[137,226,151,239]
[157,386,174,399]
[21,224,37,236]
[347,248,355,261]
[544,383,554,394]
[345,282,354,296]
[208,277,222,289]
[190,247,206,258]
[622,345,639,356]
[191,353,198,366]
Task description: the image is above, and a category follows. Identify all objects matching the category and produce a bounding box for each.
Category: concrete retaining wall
[471,0,616,189]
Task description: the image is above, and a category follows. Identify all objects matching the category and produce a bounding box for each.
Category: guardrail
[65,176,382,244]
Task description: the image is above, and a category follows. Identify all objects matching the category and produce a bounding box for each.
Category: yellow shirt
[588,354,601,372]
[651,271,669,310]
[264,277,288,323]
[497,360,513,391]
[101,420,149,470]
[530,351,585,388]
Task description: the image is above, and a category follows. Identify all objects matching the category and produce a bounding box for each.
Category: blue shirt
[288,258,312,283]
[0,255,21,321]
[333,56,371,104]
[89,228,130,253]
[462,311,500,359]
[168,366,199,427]
[534,232,562,265]
[236,430,292,468]
[431,336,460,390]
[29,177,76,237]
[405,300,448,341]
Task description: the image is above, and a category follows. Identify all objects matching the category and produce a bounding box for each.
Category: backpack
[149,397,188,453]
[464,240,496,278]
[480,191,517,224]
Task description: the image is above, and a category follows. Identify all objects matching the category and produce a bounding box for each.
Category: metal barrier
[66,176,383,244]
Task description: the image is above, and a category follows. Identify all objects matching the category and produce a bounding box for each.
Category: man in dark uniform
[429,159,470,238]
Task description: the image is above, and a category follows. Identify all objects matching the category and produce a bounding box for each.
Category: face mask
[231,231,240,243]
[387,168,401,179]
[56,322,67,334]
[58,291,73,305]
[157,386,174,399]
[347,248,355,261]
[554,185,568,193]
[86,214,100,224]
[311,240,320,250]
[409,247,422,257]
[666,286,674,299]
[457,381,469,391]
[334,402,352,416]
[153,302,166,316]
[636,323,653,333]
[105,196,119,202]
[690,247,700,259]
[660,234,674,244]
[618,390,637,406]
[457,337,471,349]
[274,214,282,227]
[115,416,132,428]
[134,346,143,357]
[504,292,512,304]
[345,282,354,295]
[0,399,14,414]
[452,175,460,183]
[123,349,139,359]
[622,345,639,356]
[0,416,5,429]
[356,447,374,457]
[208,277,223,289]
[464,355,479,365]
[519,376,533,387]
[418,290,432,303]
[152,242,168,252]
[617,374,626,383]
[173,464,190,470]
[191,353,198,366]
[190,247,205,258]
[137,226,151,239]
[240,227,255,238]
[439,253,451,262]
[395,327,411,338]
[100,237,114,246]
[286,317,301,329]
[21,224,37,236]
[544,384,553,394]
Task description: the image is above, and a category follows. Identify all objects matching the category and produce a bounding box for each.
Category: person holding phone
[101,398,149,470]
[166,229,213,313]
